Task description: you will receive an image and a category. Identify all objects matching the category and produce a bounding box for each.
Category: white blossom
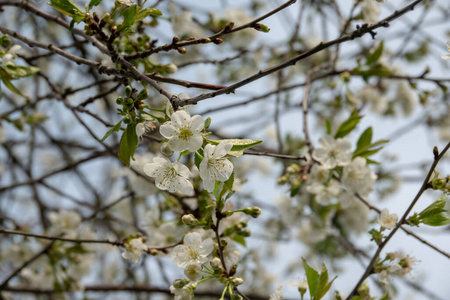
[269,284,284,300]
[172,232,214,268]
[136,121,155,139]
[143,157,193,195]
[377,208,398,229]
[306,179,341,206]
[358,85,388,114]
[160,110,204,152]
[184,263,203,281]
[379,263,403,285]
[308,164,330,183]
[2,45,21,66]
[341,157,377,196]
[395,80,416,116]
[121,237,148,264]
[441,41,450,60]
[312,136,352,169]
[48,210,82,236]
[361,0,380,24]
[199,141,234,192]
[170,285,194,300]
[117,0,135,6]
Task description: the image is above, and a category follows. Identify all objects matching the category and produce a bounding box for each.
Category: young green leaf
[417,195,450,226]
[302,258,320,299]
[49,0,85,22]
[334,109,363,139]
[366,41,384,66]
[356,127,372,150]
[100,120,122,142]
[118,123,139,166]
[207,139,262,158]
[88,0,103,10]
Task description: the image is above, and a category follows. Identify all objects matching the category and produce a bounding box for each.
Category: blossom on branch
[172,232,214,268]
[122,237,148,264]
[160,110,205,153]
[377,208,398,229]
[312,136,352,169]
[143,157,194,195]
[199,141,234,192]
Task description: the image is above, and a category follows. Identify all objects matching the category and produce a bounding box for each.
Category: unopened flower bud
[125,85,133,97]
[172,36,179,43]
[241,229,251,237]
[165,63,178,74]
[116,97,124,105]
[161,143,174,157]
[287,164,300,174]
[277,174,289,185]
[210,257,222,268]
[102,13,111,23]
[223,21,234,32]
[212,38,223,45]
[172,278,190,289]
[136,89,149,100]
[181,214,198,226]
[177,47,187,54]
[432,178,447,190]
[243,206,261,218]
[230,277,244,286]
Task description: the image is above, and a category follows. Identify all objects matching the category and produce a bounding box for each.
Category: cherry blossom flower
[306,179,341,205]
[121,237,148,264]
[341,157,377,196]
[143,157,193,195]
[377,208,398,229]
[312,136,352,169]
[170,285,194,300]
[379,263,403,285]
[160,110,204,152]
[117,0,135,6]
[199,141,234,192]
[184,263,202,281]
[269,284,284,300]
[136,121,155,139]
[441,41,450,60]
[2,45,21,66]
[172,232,214,268]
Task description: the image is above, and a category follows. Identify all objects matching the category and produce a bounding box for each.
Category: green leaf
[366,41,384,65]
[0,67,25,97]
[302,258,320,299]
[135,7,162,21]
[194,150,203,169]
[326,120,332,135]
[316,263,329,298]
[207,139,262,158]
[334,109,363,138]
[356,127,372,150]
[353,139,389,158]
[417,195,450,226]
[231,233,246,247]
[49,0,85,21]
[88,0,102,10]
[5,65,40,77]
[224,172,234,191]
[100,120,122,142]
[117,5,138,34]
[118,123,139,166]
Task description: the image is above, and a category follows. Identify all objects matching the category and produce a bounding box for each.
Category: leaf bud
[433,146,439,158]
[253,23,270,32]
[172,36,179,44]
[212,38,223,45]
[223,21,234,32]
[229,263,238,276]
[230,277,244,286]
[199,38,211,44]
[181,214,198,226]
[177,47,187,54]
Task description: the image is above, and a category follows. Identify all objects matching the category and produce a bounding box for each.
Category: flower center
[178,127,193,140]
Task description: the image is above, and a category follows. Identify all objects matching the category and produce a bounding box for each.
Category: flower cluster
[143,108,234,195]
